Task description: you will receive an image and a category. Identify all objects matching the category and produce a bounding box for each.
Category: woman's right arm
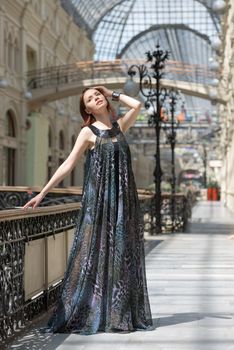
[22,127,92,209]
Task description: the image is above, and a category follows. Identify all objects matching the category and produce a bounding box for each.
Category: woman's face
[83,89,107,115]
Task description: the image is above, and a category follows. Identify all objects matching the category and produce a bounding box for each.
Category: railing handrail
[0,185,83,195]
[26,59,210,77]
[26,58,214,90]
[0,202,81,222]
[0,186,155,222]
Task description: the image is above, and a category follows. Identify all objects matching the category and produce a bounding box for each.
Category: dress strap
[88,124,100,136]
[88,121,120,138]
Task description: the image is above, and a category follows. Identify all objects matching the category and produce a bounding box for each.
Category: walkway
[8,201,234,350]
[27,60,222,110]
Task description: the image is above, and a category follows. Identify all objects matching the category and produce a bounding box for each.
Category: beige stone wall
[0,0,94,187]
[219,0,234,210]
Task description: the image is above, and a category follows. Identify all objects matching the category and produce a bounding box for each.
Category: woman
[23,86,153,335]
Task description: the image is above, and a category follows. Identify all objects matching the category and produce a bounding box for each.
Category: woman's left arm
[118,93,141,132]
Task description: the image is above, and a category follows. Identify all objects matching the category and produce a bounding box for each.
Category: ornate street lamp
[202,144,208,188]
[127,44,169,234]
[161,89,181,231]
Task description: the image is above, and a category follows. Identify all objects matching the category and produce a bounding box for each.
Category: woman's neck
[93,112,112,127]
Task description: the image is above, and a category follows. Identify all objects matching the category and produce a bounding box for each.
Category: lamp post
[161,89,180,231]
[127,44,169,234]
[202,143,207,188]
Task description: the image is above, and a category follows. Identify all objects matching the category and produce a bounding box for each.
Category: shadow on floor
[145,239,164,255]
[153,312,232,328]
[7,314,232,349]
[7,326,70,350]
[186,221,234,235]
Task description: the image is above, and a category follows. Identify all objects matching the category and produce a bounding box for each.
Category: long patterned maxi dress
[45,120,153,335]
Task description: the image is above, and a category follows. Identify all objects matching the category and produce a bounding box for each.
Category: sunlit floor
[8,201,234,350]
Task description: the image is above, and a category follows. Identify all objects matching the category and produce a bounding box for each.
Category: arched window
[5,110,16,137]
[26,45,37,71]
[14,39,20,73]
[8,34,13,70]
[59,130,65,150]
[4,30,7,65]
[3,110,17,185]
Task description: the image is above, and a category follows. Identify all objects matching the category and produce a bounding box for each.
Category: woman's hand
[22,192,45,210]
[93,86,112,98]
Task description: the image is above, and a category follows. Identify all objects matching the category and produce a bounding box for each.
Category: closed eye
[87,92,100,101]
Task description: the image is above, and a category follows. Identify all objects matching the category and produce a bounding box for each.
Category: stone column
[0,93,4,185]
[0,5,5,67]
[18,100,28,185]
[26,111,49,186]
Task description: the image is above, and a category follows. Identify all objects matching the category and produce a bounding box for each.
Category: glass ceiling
[61,0,221,119]
[120,26,212,84]
[62,0,220,61]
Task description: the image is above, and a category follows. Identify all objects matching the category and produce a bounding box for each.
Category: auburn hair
[79,87,117,128]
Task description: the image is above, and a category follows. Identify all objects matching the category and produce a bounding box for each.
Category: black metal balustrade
[0,187,154,343]
[27,59,212,91]
[0,186,82,209]
[156,193,195,233]
[138,189,196,234]
[0,203,80,343]
[0,186,195,343]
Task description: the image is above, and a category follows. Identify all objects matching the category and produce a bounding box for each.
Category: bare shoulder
[78,126,93,139]
[80,125,92,134]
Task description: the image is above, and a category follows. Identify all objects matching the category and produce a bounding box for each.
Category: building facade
[219,0,234,210]
[0,0,94,187]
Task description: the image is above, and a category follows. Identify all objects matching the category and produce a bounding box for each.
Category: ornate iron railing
[0,186,83,209]
[0,187,154,343]
[159,192,195,232]
[0,203,80,343]
[0,186,194,343]
[27,59,213,90]
[138,189,196,234]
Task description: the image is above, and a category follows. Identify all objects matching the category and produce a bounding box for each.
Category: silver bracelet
[112,91,121,101]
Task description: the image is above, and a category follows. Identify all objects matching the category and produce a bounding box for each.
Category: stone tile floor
[7,201,234,350]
